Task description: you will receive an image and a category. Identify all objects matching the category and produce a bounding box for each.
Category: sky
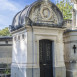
[0,0,57,30]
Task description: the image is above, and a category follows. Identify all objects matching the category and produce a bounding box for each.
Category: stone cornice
[71,0,77,4]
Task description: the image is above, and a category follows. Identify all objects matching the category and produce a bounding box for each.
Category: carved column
[71,0,77,28]
[72,9,76,28]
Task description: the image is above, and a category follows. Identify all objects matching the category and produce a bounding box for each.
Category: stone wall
[0,36,12,66]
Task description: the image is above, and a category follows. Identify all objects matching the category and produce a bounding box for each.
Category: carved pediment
[29,1,63,27]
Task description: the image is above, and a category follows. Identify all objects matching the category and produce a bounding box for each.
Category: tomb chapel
[9,0,77,77]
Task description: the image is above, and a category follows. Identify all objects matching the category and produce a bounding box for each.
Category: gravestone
[10,0,66,77]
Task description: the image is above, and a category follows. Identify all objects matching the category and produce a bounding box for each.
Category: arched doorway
[39,39,53,77]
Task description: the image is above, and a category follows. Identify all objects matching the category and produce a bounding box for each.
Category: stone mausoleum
[9,0,77,77]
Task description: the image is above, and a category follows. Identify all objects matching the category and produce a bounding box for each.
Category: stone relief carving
[30,2,58,25]
[40,6,52,20]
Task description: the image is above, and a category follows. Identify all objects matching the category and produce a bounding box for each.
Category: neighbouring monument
[9,0,77,77]
[0,36,12,74]
[64,0,77,77]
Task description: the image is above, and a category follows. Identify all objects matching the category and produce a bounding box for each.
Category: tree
[0,27,11,36]
[56,0,73,20]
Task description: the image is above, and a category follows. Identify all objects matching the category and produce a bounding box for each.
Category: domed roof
[10,0,64,32]
[12,5,30,26]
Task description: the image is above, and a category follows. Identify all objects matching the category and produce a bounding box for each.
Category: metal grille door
[39,40,53,77]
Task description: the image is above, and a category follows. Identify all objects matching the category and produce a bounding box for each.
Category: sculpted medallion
[40,6,52,20]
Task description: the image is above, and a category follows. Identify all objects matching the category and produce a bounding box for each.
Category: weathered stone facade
[9,0,77,77]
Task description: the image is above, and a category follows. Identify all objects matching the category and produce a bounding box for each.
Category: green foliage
[0,27,11,36]
[5,69,10,74]
[56,0,73,19]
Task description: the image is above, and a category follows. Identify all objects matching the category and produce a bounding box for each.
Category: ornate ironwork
[39,40,53,77]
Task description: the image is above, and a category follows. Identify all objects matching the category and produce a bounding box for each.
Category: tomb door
[39,39,53,77]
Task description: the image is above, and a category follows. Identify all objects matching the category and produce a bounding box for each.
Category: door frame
[35,35,56,77]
